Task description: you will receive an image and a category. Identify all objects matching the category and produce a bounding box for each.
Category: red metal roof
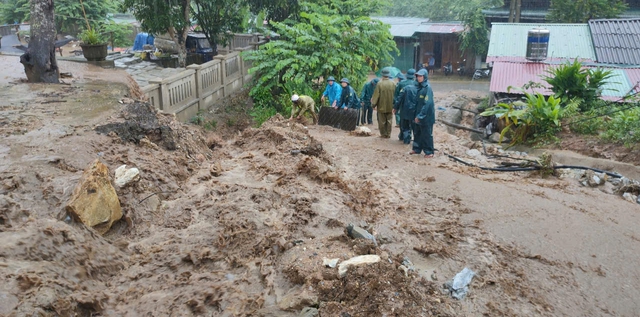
[489,61,553,95]
[490,61,640,101]
[486,56,594,63]
[624,68,640,93]
[425,24,465,34]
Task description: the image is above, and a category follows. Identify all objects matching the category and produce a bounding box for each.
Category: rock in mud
[623,192,638,203]
[488,132,509,144]
[323,258,340,268]
[466,149,481,157]
[300,140,323,157]
[95,102,177,150]
[209,161,223,177]
[65,160,123,234]
[300,307,319,317]
[114,165,140,188]
[338,255,381,277]
[350,126,372,136]
[582,170,606,187]
[346,224,378,246]
[278,288,318,311]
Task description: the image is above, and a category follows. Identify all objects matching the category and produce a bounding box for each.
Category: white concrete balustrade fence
[143,34,267,122]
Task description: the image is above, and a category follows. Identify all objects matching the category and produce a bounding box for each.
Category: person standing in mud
[371,69,396,138]
[360,78,379,125]
[321,76,342,108]
[411,69,436,157]
[290,94,318,124]
[393,77,418,145]
[394,69,417,140]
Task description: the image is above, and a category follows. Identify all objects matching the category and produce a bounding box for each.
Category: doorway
[433,40,442,68]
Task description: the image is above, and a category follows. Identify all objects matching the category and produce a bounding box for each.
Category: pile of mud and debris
[5,78,637,317]
[1,102,470,317]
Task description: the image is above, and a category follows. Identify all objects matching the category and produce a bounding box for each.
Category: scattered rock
[465,149,481,157]
[118,97,135,104]
[444,267,475,300]
[582,170,606,187]
[299,307,319,317]
[139,137,158,149]
[278,288,318,311]
[599,181,615,195]
[399,265,410,276]
[350,126,372,136]
[338,255,381,277]
[489,132,504,143]
[623,192,638,203]
[323,258,340,268]
[114,165,140,188]
[346,224,377,246]
[209,161,223,177]
[300,140,323,157]
[65,160,123,234]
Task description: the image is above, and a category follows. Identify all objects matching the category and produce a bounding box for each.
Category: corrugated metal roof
[426,24,465,34]
[589,19,640,65]
[373,17,464,37]
[489,62,553,95]
[488,23,596,61]
[489,61,635,99]
[624,68,640,93]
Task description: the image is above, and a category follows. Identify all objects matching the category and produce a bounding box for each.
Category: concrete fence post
[148,78,167,111]
[214,54,227,97]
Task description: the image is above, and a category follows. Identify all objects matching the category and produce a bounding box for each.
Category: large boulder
[66,160,123,234]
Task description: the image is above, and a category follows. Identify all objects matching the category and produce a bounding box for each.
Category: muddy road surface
[1,55,639,316]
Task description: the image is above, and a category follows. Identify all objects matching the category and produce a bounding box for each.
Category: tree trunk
[20,0,59,83]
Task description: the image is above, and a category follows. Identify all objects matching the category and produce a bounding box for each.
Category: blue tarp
[132,33,155,51]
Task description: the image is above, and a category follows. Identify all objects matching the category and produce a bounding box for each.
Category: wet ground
[1,54,640,316]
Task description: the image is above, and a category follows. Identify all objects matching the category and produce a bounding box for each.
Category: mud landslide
[1,64,640,316]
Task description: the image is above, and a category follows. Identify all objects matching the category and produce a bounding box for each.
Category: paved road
[0,34,25,55]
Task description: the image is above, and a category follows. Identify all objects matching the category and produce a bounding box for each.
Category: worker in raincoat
[321,76,342,108]
[290,94,318,124]
[393,80,418,144]
[371,69,396,138]
[393,73,405,128]
[394,69,417,139]
[360,78,379,125]
[411,69,436,157]
[338,78,357,110]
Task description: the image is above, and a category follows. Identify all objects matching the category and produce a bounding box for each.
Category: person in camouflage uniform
[290,94,318,124]
[371,69,396,138]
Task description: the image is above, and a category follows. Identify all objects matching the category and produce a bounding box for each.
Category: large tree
[191,0,247,53]
[20,0,59,83]
[1,0,118,34]
[122,0,191,67]
[247,0,299,23]
[244,0,396,98]
[548,0,627,23]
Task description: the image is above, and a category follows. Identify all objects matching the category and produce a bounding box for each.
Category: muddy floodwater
[1,54,640,316]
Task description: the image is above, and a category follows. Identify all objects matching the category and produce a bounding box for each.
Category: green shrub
[102,22,134,47]
[481,92,567,145]
[543,59,615,110]
[79,27,104,45]
[249,105,277,127]
[600,106,640,147]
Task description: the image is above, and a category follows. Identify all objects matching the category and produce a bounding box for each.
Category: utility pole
[515,0,522,23]
[508,0,516,22]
